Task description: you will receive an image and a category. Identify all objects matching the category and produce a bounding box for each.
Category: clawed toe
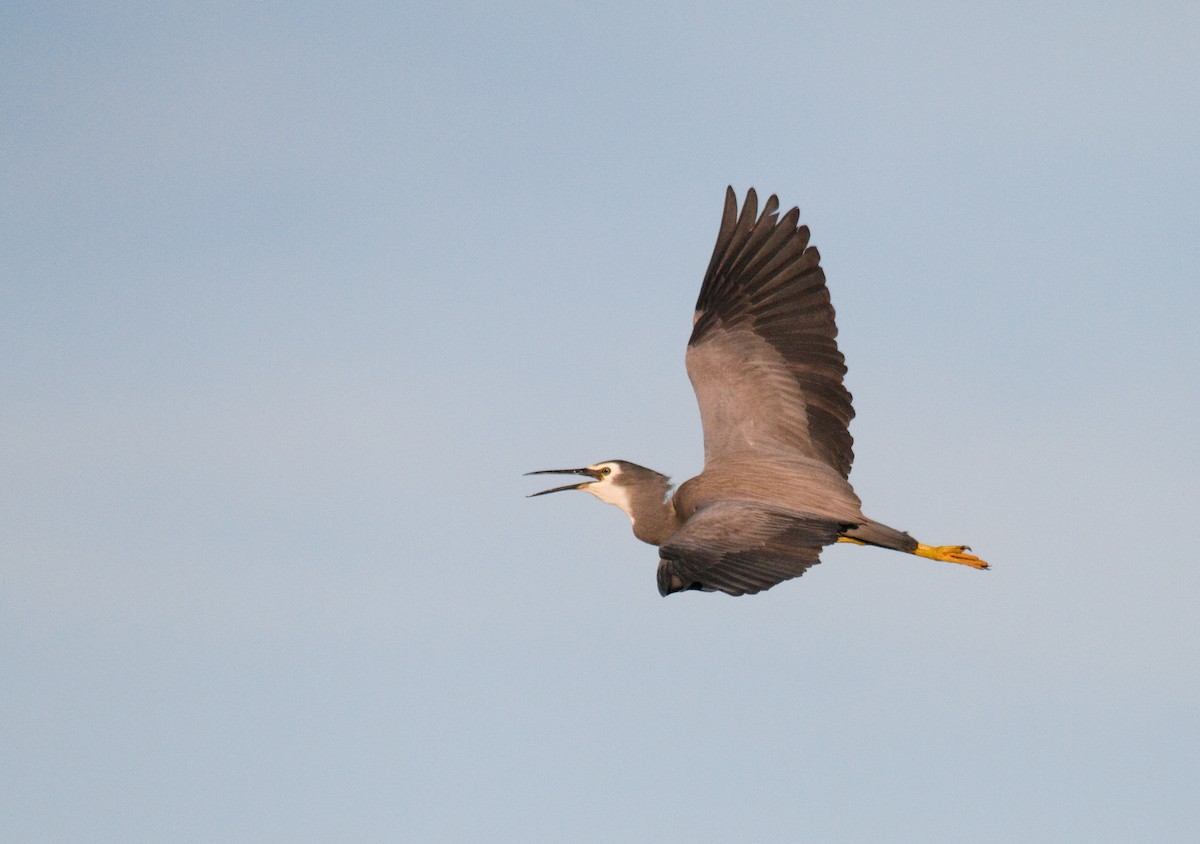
[916,543,990,570]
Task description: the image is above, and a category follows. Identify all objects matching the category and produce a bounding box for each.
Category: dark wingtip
[657,565,676,597]
[760,193,779,224]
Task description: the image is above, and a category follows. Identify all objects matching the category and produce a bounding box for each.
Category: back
[673,451,863,525]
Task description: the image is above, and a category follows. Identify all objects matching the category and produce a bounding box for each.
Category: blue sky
[3,2,1198,841]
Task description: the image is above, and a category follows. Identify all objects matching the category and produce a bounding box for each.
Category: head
[527,458,675,511]
[526,460,675,542]
[525,460,632,507]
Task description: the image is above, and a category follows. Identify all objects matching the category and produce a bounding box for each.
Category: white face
[580,462,635,521]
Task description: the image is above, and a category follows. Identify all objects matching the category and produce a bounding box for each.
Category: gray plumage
[528,187,988,597]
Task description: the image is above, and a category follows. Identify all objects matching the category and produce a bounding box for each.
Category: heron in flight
[528,188,988,596]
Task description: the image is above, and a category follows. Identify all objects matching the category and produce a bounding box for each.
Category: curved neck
[583,468,678,546]
[626,475,677,546]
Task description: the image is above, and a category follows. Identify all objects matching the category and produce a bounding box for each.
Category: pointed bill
[524,467,603,497]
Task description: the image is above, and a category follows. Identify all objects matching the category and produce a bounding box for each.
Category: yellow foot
[914,543,989,569]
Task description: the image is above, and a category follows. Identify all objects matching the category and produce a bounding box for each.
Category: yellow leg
[914,543,989,569]
[837,536,866,545]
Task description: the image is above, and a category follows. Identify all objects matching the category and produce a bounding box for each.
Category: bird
[527,187,988,597]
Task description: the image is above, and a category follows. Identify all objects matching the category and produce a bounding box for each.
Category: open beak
[524,467,603,497]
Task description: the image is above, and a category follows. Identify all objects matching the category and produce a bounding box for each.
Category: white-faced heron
[528,187,988,596]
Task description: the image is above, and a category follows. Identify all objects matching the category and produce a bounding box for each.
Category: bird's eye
[601,467,611,476]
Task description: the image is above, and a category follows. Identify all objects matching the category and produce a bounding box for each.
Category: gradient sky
[3,2,1198,841]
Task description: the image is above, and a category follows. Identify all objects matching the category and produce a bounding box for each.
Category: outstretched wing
[688,187,855,477]
[657,502,844,597]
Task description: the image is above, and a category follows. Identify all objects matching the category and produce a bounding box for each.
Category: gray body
[529,188,981,597]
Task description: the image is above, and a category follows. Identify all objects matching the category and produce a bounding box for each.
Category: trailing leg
[838,519,988,569]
